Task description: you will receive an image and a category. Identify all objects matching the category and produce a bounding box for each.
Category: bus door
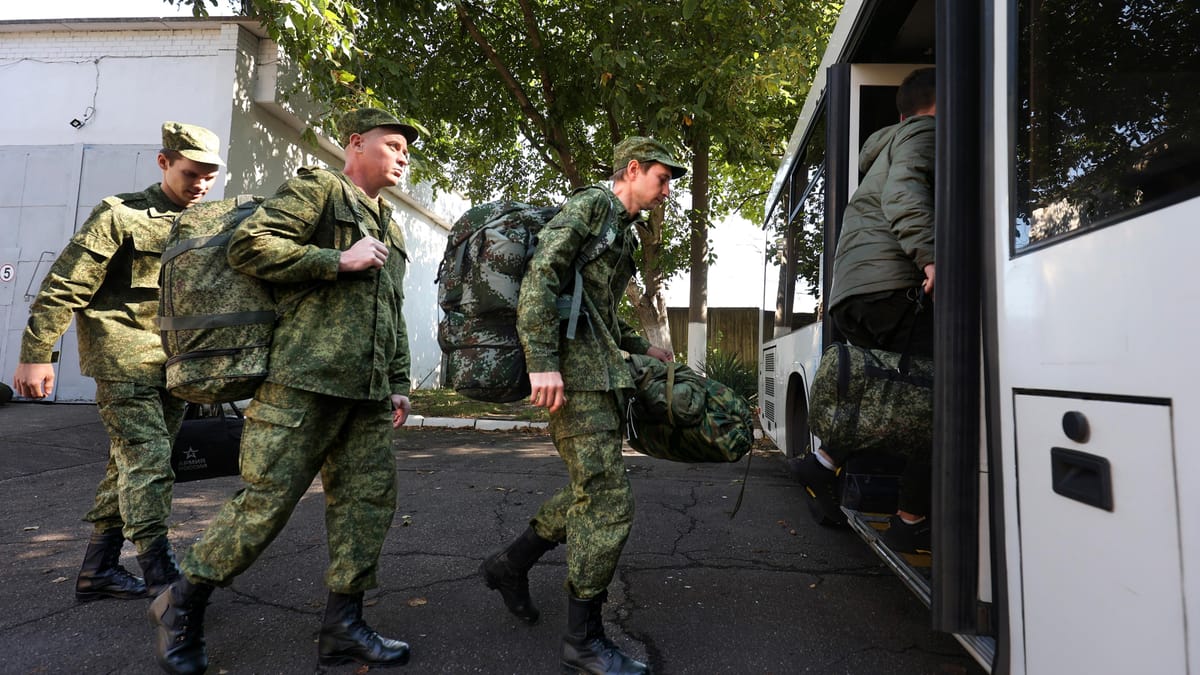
[991,2,1197,671]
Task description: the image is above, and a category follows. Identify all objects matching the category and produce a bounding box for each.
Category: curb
[404,415,762,439]
[403,415,548,431]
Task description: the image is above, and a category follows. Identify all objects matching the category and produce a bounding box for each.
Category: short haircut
[609,160,662,183]
[160,148,184,164]
[897,67,936,117]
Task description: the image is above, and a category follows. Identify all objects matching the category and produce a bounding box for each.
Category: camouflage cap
[613,136,687,179]
[161,121,224,167]
[337,107,419,146]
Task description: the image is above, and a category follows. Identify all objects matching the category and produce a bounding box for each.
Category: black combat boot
[137,536,182,598]
[561,593,650,674]
[75,527,148,602]
[318,591,410,668]
[480,526,559,624]
[148,577,213,675]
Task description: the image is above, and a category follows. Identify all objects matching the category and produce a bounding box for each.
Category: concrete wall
[0,18,451,400]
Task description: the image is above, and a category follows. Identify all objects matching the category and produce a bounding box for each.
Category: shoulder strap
[563,186,619,339]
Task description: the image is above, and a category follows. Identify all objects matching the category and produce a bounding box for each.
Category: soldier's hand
[528,371,566,414]
[646,346,673,363]
[338,236,389,272]
[13,363,56,399]
[391,394,411,429]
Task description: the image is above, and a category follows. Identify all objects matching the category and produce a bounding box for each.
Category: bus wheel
[787,375,846,527]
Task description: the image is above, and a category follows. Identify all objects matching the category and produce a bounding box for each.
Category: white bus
[758,0,1199,673]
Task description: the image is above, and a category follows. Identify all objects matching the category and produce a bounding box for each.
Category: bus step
[842,507,932,606]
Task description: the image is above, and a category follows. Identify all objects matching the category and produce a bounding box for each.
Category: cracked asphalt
[0,402,985,674]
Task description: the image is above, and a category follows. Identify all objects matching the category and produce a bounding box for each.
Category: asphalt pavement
[0,401,985,674]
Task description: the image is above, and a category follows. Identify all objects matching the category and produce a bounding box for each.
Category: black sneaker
[881,515,931,554]
[788,452,844,526]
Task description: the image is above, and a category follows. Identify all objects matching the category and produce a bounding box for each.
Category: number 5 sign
[0,263,14,283]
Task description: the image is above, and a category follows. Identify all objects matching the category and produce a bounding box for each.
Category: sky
[2,0,788,310]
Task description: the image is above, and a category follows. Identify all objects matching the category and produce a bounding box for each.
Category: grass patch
[408,388,547,422]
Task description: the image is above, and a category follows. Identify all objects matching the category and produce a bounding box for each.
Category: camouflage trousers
[180,382,397,593]
[86,380,186,553]
[532,390,633,599]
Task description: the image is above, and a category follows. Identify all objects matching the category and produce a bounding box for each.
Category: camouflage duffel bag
[809,342,933,463]
[623,353,754,463]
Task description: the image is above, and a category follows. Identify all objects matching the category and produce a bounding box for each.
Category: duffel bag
[171,402,243,482]
[624,353,754,463]
[809,342,933,463]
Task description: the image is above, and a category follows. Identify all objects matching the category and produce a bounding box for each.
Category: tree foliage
[171,0,840,344]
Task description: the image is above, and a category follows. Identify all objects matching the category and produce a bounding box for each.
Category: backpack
[623,352,755,463]
[159,195,273,404]
[808,342,934,464]
[436,187,616,402]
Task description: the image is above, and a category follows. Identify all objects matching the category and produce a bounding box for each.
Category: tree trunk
[626,280,672,351]
[628,206,673,353]
[687,130,710,371]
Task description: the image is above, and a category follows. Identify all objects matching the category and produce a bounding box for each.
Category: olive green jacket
[829,114,936,310]
[20,184,182,385]
[227,168,410,400]
[517,184,651,392]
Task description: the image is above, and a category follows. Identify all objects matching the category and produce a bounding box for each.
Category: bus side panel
[760,323,823,456]
[995,194,1199,674]
[1012,394,1184,674]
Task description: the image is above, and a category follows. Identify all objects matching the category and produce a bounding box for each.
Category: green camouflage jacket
[517,184,651,392]
[830,114,935,309]
[227,167,411,400]
[20,184,181,385]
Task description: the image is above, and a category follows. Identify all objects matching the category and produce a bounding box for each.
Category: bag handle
[895,286,928,375]
[183,401,243,421]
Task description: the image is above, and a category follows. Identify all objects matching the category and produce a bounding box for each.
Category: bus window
[768,116,826,337]
[1015,0,1200,253]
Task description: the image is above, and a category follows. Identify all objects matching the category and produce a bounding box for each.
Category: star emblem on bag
[184,446,200,460]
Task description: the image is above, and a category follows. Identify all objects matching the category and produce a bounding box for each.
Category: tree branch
[518,0,556,112]
[454,2,548,140]
[455,1,582,185]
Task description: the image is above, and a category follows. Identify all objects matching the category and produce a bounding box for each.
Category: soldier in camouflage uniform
[481,137,686,675]
[149,108,417,675]
[12,122,223,603]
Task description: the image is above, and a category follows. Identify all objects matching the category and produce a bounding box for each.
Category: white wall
[0,18,451,400]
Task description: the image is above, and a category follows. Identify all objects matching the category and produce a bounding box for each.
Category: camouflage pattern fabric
[436,201,560,402]
[180,381,397,593]
[623,353,754,463]
[86,380,187,552]
[20,184,182,384]
[809,342,934,465]
[227,167,411,399]
[530,391,632,599]
[517,185,651,392]
[160,195,272,404]
[515,185,654,600]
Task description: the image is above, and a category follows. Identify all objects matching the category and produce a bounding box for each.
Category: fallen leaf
[23,526,39,531]
[51,576,68,583]
[407,597,428,607]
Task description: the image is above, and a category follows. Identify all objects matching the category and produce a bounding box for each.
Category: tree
[590,1,837,364]
[171,0,839,355]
